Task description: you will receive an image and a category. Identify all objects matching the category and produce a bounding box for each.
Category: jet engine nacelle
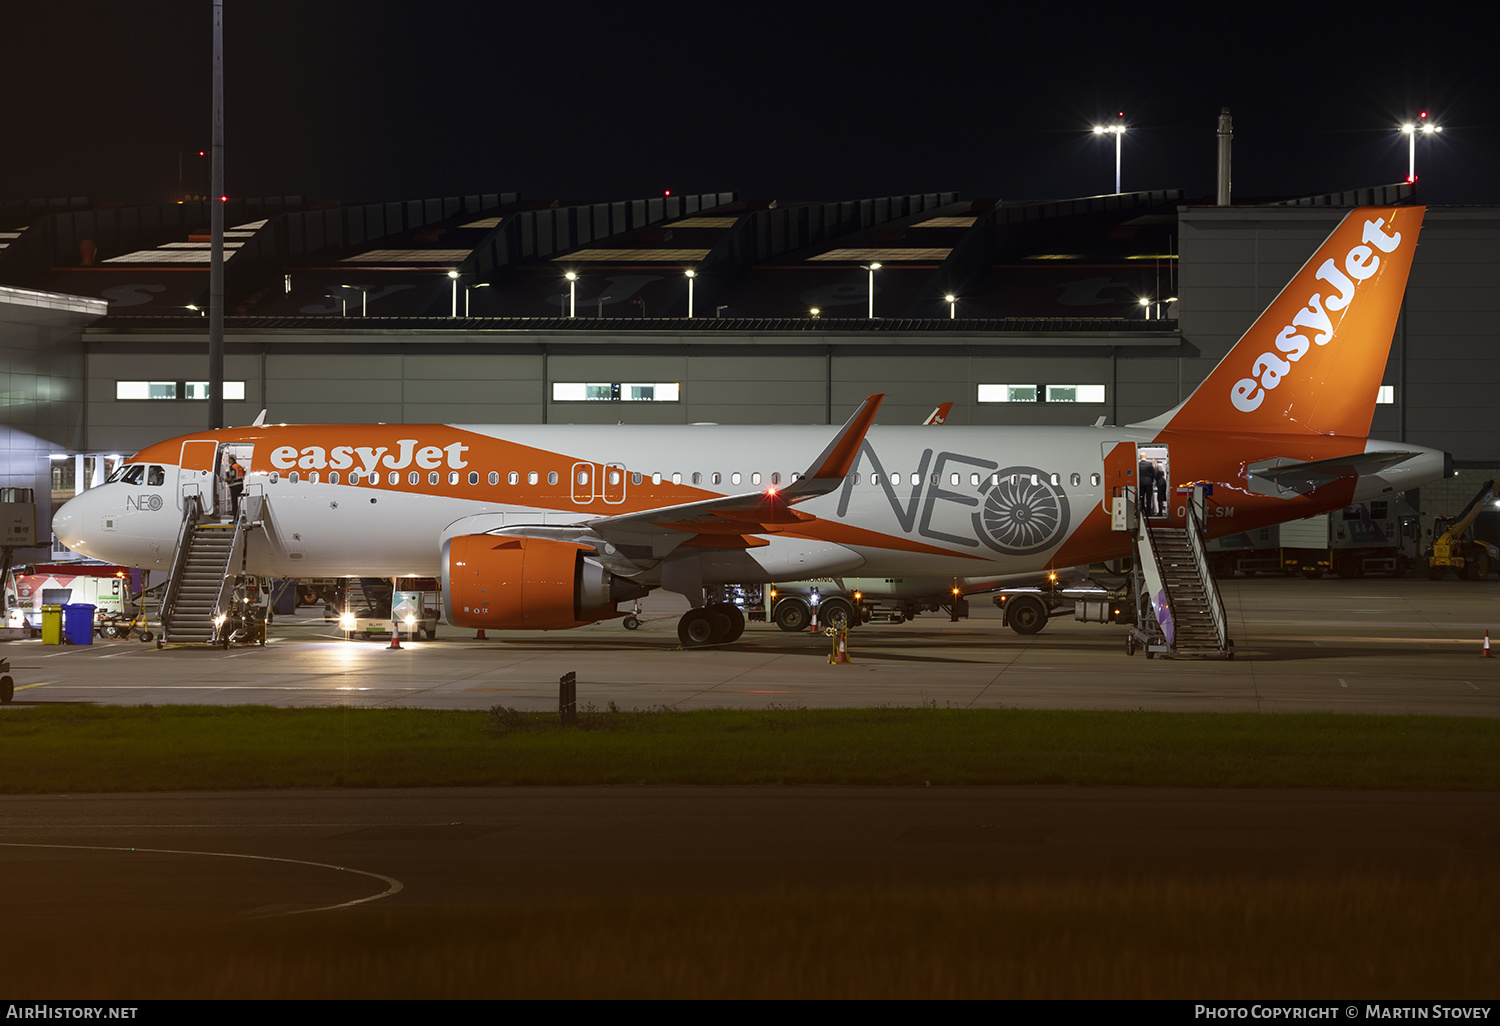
[442,535,649,630]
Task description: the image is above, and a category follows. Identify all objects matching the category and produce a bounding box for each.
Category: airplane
[53,205,1446,648]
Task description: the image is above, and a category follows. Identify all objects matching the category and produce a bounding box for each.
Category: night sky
[6,2,1499,208]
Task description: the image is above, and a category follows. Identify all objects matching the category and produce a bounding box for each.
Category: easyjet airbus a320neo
[55,205,1447,646]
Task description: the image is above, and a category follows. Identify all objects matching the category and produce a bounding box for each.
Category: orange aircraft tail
[1164,205,1424,438]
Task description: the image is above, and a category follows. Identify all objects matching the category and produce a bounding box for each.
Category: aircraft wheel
[773,599,811,633]
[622,615,640,631]
[140,632,153,643]
[1464,551,1490,580]
[1,675,13,704]
[1006,594,1048,635]
[678,609,717,648]
[707,603,745,643]
[818,598,855,631]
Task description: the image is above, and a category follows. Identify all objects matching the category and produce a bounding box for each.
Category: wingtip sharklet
[786,393,884,498]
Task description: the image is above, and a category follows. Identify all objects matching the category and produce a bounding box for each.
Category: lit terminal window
[1045,385,1106,404]
[117,381,246,400]
[552,382,680,402]
[977,384,1038,403]
[1377,385,1395,404]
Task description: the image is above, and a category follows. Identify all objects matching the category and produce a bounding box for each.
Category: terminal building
[1,182,1497,563]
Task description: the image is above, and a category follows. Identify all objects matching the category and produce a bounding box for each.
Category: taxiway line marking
[0,841,404,916]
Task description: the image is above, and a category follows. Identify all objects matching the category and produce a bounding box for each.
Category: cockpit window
[147,466,165,487]
[121,465,145,485]
[107,466,126,483]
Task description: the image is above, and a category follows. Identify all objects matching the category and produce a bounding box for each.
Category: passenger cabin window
[771,473,781,485]
[691,472,702,485]
[350,470,362,485]
[508,472,519,485]
[469,471,480,485]
[711,473,721,485]
[389,472,399,486]
[429,471,439,485]
[671,473,681,485]
[548,472,559,486]
[1071,473,1081,487]
[751,473,761,485]
[448,471,459,485]
[731,473,741,486]
[310,472,321,484]
[528,472,539,485]
[330,471,340,484]
[488,472,499,485]
[1090,473,1101,486]
[410,472,421,485]
[289,472,300,484]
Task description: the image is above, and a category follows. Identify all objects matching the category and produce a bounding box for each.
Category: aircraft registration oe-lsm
[54,205,1447,648]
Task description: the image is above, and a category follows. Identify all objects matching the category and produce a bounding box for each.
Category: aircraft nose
[52,488,104,554]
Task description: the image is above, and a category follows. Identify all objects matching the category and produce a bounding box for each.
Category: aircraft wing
[585,393,885,557]
[1246,450,1424,496]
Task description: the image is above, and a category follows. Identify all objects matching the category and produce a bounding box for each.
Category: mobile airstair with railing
[1124,486,1234,659]
[157,495,255,647]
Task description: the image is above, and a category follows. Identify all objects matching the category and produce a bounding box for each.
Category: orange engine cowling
[442,535,648,630]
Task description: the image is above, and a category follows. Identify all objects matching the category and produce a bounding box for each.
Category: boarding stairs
[1126,487,1233,659]
[158,496,251,646]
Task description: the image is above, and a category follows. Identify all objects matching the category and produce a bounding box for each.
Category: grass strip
[0,704,1496,792]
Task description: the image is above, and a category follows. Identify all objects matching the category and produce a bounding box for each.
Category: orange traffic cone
[1484,631,1493,658]
[387,626,402,650]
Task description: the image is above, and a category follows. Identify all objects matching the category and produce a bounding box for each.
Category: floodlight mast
[209,0,225,430]
[1092,113,1126,194]
[1401,111,1441,182]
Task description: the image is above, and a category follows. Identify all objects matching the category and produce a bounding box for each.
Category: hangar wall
[80,328,1174,450]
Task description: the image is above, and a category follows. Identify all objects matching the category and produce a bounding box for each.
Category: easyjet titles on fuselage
[1229,216,1403,414]
[268,439,470,475]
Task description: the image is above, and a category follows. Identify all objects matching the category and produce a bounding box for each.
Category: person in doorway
[226,458,245,521]
[1154,460,1168,518]
[1137,457,1156,517]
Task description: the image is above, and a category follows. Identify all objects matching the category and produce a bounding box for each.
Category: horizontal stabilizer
[1246,450,1423,496]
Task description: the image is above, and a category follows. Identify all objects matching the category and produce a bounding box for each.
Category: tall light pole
[448,270,459,317]
[944,293,957,319]
[565,271,578,318]
[466,282,488,317]
[1401,112,1441,183]
[861,262,881,318]
[684,268,696,318]
[209,0,225,429]
[1092,113,1126,194]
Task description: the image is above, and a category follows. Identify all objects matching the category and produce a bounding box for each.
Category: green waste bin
[41,605,63,645]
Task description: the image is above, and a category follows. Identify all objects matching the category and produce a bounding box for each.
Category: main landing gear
[677,602,745,648]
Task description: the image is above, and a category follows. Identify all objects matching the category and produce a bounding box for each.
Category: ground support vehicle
[336,577,441,640]
[1208,499,1420,579]
[1427,480,1500,580]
